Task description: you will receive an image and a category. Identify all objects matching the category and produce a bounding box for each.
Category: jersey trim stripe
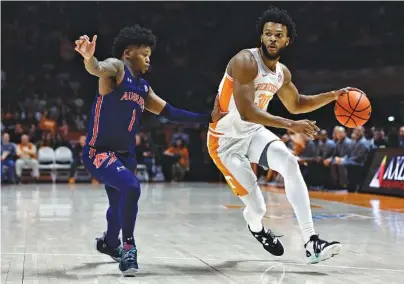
[89,96,104,146]
[208,127,224,136]
[207,133,248,196]
[218,76,233,113]
[128,109,137,132]
[225,73,233,81]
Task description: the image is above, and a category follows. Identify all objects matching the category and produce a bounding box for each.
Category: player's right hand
[75,35,97,60]
[289,119,319,140]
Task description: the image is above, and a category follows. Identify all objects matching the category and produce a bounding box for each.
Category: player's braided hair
[112,25,157,58]
[256,6,297,43]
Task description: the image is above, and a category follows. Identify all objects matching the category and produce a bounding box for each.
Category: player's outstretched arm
[232,51,319,139]
[75,35,124,78]
[144,87,226,124]
[277,64,361,114]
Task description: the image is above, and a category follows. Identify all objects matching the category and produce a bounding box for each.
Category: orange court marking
[262,185,404,213]
[223,203,323,209]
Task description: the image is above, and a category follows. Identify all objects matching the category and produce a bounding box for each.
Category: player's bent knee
[283,151,300,172]
[265,141,299,174]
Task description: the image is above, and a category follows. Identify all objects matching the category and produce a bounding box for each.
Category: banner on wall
[361,148,404,197]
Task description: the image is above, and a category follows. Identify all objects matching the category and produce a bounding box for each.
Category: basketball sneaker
[119,243,139,276]
[305,235,341,264]
[248,225,284,256]
[95,232,122,262]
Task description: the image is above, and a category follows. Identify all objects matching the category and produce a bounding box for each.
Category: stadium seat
[54,147,73,181]
[38,147,55,169]
[55,147,73,167]
[37,147,56,181]
[136,164,149,182]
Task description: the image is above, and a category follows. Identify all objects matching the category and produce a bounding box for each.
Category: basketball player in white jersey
[208,7,361,264]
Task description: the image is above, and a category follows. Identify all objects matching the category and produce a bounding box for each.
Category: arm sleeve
[160,103,211,124]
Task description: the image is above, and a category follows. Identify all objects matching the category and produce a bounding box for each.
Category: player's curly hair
[112,25,157,58]
[256,6,297,43]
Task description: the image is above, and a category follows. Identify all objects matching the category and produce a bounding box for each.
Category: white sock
[265,141,315,243]
[239,186,266,232]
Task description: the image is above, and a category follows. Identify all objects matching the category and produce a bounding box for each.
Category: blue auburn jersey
[86,65,149,153]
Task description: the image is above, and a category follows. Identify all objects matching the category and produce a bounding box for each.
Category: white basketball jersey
[209,48,285,138]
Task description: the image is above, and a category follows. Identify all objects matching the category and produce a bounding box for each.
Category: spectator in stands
[54,133,70,149]
[38,132,54,148]
[164,138,189,181]
[325,127,353,165]
[1,133,16,183]
[58,119,69,138]
[325,126,353,188]
[332,126,338,141]
[135,134,154,179]
[171,126,190,145]
[10,123,24,143]
[28,123,41,143]
[399,126,404,148]
[142,138,154,180]
[39,111,56,134]
[309,129,336,188]
[387,127,399,148]
[373,128,388,148]
[318,130,336,161]
[365,127,376,149]
[16,134,39,182]
[22,112,36,129]
[68,135,86,183]
[294,134,318,184]
[331,126,369,191]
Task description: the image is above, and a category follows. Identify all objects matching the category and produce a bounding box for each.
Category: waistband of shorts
[87,145,130,155]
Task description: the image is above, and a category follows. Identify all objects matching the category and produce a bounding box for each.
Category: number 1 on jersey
[128,109,136,132]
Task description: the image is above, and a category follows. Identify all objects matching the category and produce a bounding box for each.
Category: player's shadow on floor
[33,261,155,279]
[32,259,329,280]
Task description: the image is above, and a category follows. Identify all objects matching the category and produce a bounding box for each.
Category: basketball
[334,90,371,128]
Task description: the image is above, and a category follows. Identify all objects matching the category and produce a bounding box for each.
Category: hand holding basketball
[333,87,365,101]
[334,88,371,128]
[75,35,97,60]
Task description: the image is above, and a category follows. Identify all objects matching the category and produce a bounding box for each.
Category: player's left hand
[333,87,365,100]
[75,35,97,60]
[211,94,228,122]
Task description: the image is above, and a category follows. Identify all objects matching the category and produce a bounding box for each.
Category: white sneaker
[305,235,341,264]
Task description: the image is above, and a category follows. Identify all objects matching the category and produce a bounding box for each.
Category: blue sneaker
[95,232,122,262]
[119,243,139,276]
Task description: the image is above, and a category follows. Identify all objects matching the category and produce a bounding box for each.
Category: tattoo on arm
[83,57,123,78]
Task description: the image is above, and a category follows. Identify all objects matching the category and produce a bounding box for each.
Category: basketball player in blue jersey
[74,25,224,276]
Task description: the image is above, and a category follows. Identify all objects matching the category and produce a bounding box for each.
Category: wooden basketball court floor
[1,182,404,283]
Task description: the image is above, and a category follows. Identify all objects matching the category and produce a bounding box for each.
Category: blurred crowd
[253,126,404,192]
[2,2,404,188]
[1,124,194,184]
[2,122,404,189]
